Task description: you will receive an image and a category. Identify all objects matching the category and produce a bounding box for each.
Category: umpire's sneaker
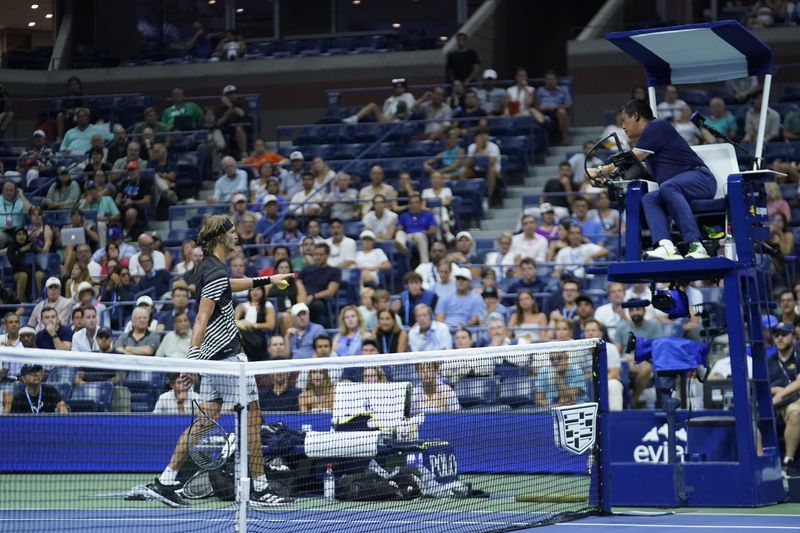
[146,478,185,508]
[685,241,710,259]
[250,489,295,507]
[643,243,683,260]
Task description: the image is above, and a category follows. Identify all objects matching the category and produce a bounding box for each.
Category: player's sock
[253,475,269,492]
[159,467,179,486]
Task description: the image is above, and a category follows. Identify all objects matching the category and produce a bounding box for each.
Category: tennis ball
[275,279,290,290]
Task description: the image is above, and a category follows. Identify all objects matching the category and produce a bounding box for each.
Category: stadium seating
[68,382,114,412]
[498,376,535,407]
[454,377,497,407]
[122,371,165,412]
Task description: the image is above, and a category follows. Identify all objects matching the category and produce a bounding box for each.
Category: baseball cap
[359,230,376,240]
[456,231,473,242]
[762,315,779,330]
[540,202,554,214]
[19,364,44,377]
[45,277,61,289]
[136,295,154,307]
[482,69,498,79]
[262,194,278,205]
[230,192,247,204]
[76,281,94,295]
[773,321,794,335]
[126,160,138,171]
[454,267,472,280]
[291,302,309,316]
[482,286,499,298]
[58,166,69,174]
[19,326,36,336]
[107,227,122,240]
[223,84,237,95]
[289,151,304,161]
[96,327,113,338]
[84,180,97,190]
[32,129,46,138]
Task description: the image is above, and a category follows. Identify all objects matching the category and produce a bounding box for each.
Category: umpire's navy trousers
[641,167,717,244]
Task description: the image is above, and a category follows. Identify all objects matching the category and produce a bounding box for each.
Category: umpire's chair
[624,143,739,261]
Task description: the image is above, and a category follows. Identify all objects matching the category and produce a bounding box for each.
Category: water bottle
[324,463,335,499]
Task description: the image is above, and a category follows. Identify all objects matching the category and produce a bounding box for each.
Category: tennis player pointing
[147,215,295,507]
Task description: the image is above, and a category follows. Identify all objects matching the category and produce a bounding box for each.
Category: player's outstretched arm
[230,272,295,292]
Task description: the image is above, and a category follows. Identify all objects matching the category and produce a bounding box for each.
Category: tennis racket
[179,471,214,500]
[187,400,234,471]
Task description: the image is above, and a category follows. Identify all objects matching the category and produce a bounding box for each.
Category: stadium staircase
[469,125,605,240]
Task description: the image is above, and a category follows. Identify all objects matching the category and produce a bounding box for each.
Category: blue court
[2,507,799,532]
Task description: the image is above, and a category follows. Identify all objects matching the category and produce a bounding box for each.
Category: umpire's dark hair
[621,99,654,121]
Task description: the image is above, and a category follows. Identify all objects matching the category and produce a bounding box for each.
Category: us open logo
[552,402,598,455]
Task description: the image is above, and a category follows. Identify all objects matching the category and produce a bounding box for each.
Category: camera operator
[587,99,716,260]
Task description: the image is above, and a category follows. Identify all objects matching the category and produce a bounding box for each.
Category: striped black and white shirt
[193,255,242,360]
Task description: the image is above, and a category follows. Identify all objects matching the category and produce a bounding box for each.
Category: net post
[593,340,612,515]
[237,361,249,533]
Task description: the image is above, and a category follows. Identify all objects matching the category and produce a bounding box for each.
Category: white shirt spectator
[506,86,534,116]
[467,141,502,174]
[153,388,200,414]
[554,242,604,279]
[568,152,602,180]
[129,250,167,277]
[362,209,398,236]
[408,320,453,352]
[213,169,248,203]
[71,328,99,353]
[510,232,547,263]
[418,102,452,136]
[324,236,357,268]
[0,334,23,381]
[709,356,753,379]
[356,247,389,272]
[156,330,192,358]
[289,189,322,217]
[382,93,416,119]
[657,98,687,122]
[594,303,626,340]
[415,261,457,291]
[599,124,630,151]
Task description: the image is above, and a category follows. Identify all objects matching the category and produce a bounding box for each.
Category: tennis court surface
[0,472,591,532]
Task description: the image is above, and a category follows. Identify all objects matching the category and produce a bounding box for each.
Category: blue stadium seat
[678,89,710,106]
[122,371,165,412]
[403,140,437,157]
[302,143,336,160]
[42,210,73,227]
[343,220,364,239]
[454,377,497,407]
[47,366,76,384]
[352,122,388,143]
[498,376,534,407]
[391,364,419,385]
[328,36,357,54]
[488,117,515,137]
[332,143,365,160]
[250,255,275,272]
[69,382,114,412]
[781,84,800,102]
[336,268,361,311]
[166,228,196,247]
[54,382,72,402]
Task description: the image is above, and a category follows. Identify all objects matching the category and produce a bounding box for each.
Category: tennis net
[0,338,609,532]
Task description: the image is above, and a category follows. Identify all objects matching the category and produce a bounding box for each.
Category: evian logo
[633,424,687,463]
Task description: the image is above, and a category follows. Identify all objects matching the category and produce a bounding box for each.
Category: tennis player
[146,215,295,507]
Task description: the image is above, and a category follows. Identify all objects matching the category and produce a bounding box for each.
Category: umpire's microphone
[689,111,726,139]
